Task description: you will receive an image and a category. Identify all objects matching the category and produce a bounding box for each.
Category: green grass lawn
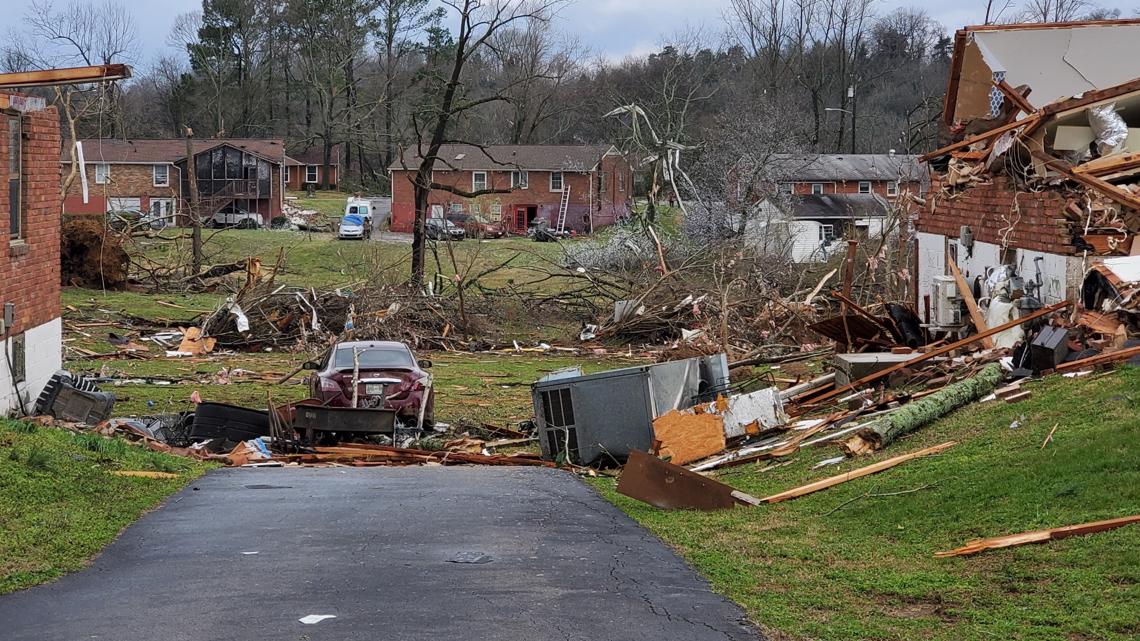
[595,367,1140,641]
[287,189,352,218]
[0,419,213,594]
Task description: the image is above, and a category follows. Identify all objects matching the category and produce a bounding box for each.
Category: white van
[344,198,373,222]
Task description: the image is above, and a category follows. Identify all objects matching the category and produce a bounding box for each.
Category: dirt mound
[61,218,129,288]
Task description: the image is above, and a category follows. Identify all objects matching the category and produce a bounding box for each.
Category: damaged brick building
[0,64,130,414]
[918,19,1140,330]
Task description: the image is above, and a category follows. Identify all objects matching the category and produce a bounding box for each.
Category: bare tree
[489,21,584,144]
[1017,0,1099,22]
[3,0,138,200]
[403,0,566,286]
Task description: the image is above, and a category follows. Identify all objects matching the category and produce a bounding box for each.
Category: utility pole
[184,126,202,275]
[849,85,857,154]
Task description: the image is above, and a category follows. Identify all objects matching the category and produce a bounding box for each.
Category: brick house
[284,143,342,190]
[1,93,63,414]
[60,138,287,225]
[915,20,1140,310]
[742,154,926,262]
[388,144,634,234]
[768,153,924,199]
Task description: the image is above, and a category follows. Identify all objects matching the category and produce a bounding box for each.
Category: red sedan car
[303,341,434,425]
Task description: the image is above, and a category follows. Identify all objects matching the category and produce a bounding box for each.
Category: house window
[470,203,481,215]
[472,171,488,192]
[811,183,824,195]
[511,170,528,189]
[618,171,625,192]
[94,163,110,185]
[153,164,169,187]
[887,181,899,197]
[819,224,834,241]
[450,203,464,214]
[550,171,564,191]
[858,181,871,194]
[779,182,795,194]
[489,203,502,221]
[305,165,318,183]
[598,172,607,193]
[7,115,21,240]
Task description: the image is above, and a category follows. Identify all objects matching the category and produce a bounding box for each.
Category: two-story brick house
[1,94,63,414]
[61,138,287,225]
[388,144,634,234]
[767,153,924,199]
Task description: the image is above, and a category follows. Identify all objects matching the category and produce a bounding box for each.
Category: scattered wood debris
[935,515,1140,558]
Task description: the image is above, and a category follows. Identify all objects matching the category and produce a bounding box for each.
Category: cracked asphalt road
[0,467,761,640]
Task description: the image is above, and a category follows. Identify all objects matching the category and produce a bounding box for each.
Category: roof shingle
[60,138,287,164]
[390,144,615,172]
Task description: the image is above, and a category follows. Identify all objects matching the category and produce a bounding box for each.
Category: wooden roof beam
[0,64,130,89]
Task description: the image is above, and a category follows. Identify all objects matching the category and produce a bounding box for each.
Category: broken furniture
[33,370,115,425]
[531,355,729,465]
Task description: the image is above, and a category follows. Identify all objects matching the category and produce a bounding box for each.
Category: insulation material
[985,299,1023,349]
[717,387,787,438]
[1053,126,1140,152]
[652,410,725,466]
[1088,103,1129,155]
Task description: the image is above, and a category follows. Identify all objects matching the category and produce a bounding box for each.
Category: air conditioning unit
[930,275,962,328]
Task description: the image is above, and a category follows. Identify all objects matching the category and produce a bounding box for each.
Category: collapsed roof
[943,19,1140,127]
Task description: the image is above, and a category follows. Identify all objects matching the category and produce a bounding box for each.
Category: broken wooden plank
[993,79,1035,115]
[947,258,993,349]
[791,301,1071,412]
[759,441,956,504]
[935,514,1140,558]
[920,114,1042,161]
[1003,390,1032,403]
[1054,344,1140,372]
[1033,151,1140,211]
[651,410,726,466]
[0,64,131,88]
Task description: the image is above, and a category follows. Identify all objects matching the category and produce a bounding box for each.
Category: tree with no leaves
[402,0,565,287]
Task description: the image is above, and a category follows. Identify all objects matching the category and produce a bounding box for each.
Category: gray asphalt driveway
[0,467,761,640]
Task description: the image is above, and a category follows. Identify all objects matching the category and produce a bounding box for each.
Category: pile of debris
[61,217,130,289]
[925,75,1140,257]
[281,201,333,232]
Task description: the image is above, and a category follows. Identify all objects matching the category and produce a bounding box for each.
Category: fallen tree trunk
[840,363,1004,456]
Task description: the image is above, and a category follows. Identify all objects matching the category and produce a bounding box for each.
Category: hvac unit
[532,355,729,466]
[930,275,962,328]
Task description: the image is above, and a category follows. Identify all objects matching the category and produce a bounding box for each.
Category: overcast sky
[8,0,1138,67]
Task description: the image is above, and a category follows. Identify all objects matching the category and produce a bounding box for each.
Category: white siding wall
[0,317,62,416]
[917,232,946,305]
[919,233,1088,309]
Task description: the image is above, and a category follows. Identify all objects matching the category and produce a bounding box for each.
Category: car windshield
[333,346,415,370]
[343,215,364,225]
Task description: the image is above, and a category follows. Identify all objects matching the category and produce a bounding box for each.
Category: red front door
[514,205,528,234]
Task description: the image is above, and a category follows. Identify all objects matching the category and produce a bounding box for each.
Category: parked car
[303,341,434,426]
[338,214,368,240]
[107,208,143,232]
[446,213,505,239]
[425,217,465,241]
[211,205,262,228]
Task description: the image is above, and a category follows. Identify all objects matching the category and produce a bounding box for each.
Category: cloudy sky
[7,0,1138,66]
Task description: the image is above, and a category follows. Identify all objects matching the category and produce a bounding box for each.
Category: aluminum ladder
[555,185,570,233]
